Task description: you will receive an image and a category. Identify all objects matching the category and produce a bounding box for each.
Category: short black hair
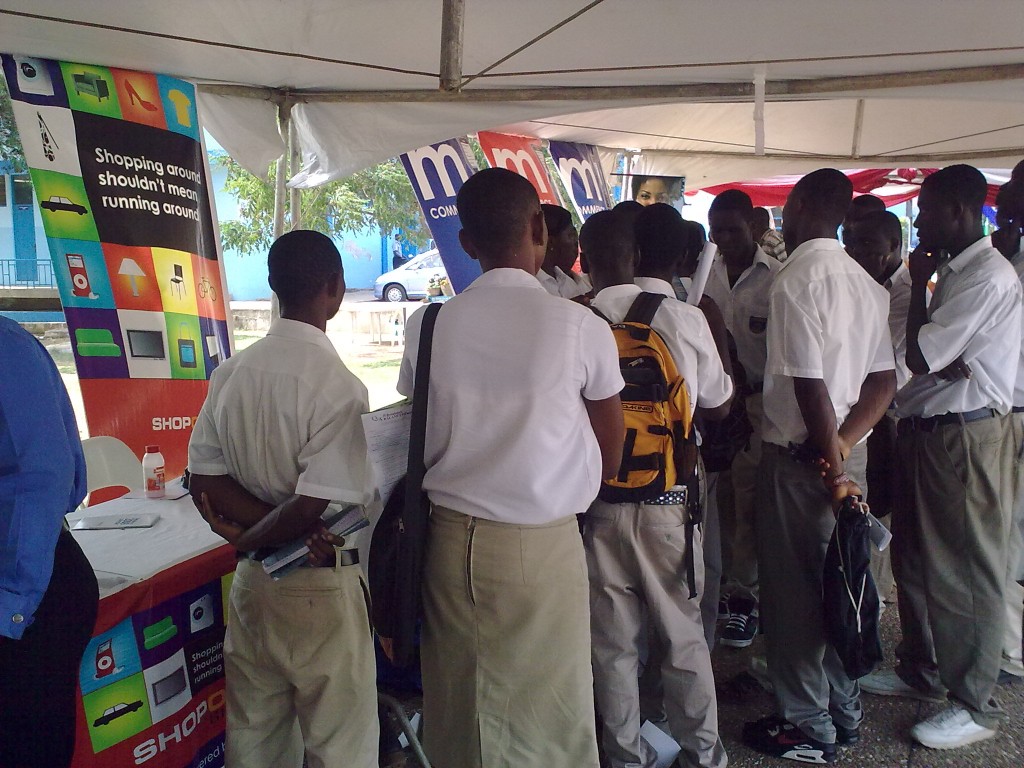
[542,204,573,238]
[855,210,903,246]
[921,164,988,214]
[457,168,540,251]
[579,210,634,272]
[849,194,886,218]
[751,207,772,228]
[634,203,687,271]
[791,169,853,228]
[709,188,754,215]
[267,230,342,306]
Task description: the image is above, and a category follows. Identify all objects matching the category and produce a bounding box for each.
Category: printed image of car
[41,195,88,215]
[374,249,448,302]
[93,700,144,727]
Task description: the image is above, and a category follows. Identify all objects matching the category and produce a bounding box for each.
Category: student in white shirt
[397,168,624,768]
[868,165,1022,751]
[583,209,731,768]
[705,189,780,649]
[537,203,589,298]
[843,209,913,608]
[743,169,895,764]
[188,231,378,768]
[993,179,1024,685]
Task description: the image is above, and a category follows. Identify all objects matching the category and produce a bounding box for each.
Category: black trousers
[0,528,99,768]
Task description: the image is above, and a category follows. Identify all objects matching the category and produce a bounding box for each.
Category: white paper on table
[640,720,682,768]
[686,242,718,306]
[361,400,413,503]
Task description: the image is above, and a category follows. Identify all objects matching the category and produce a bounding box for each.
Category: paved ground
[711,599,1024,767]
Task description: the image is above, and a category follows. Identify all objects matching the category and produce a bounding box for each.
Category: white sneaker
[859,669,945,703]
[910,704,997,749]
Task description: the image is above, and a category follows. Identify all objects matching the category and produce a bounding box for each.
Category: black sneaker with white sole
[742,715,836,764]
[720,596,758,648]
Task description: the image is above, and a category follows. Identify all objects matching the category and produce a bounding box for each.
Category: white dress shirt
[537,267,587,299]
[1012,246,1024,408]
[883,261,914,392]
[762,238,894,447]
[189,319,372,506]
[896,237,1023,418]
[399,268,624,524]
[703,246,780,385]
[593,280,733,415]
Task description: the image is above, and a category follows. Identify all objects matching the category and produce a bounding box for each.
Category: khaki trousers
[756,442,867,744]
[586,499,726,768]
[225,558,378,768]
[421,506,599,768]
[721,393,764,599]
[1002,413,1024,676]
[892,414,1014,728]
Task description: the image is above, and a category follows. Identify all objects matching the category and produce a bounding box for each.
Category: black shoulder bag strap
[393,302,441,664]
[405,302,442,499]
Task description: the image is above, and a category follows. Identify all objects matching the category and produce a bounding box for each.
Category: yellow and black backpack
[592,292,696,503]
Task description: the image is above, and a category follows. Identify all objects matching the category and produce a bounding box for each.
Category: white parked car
[374,249,449,302]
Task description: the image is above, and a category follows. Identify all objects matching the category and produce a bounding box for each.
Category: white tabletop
[68,487,227,598]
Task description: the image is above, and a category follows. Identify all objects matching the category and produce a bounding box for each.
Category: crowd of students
[182,160,1024,768]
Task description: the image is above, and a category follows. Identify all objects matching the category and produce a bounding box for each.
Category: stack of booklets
[261,503,368,580]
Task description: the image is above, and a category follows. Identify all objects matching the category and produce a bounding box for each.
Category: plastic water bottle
[143,445,166,499]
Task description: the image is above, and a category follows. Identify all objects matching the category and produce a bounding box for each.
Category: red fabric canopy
[698,168,1002,208]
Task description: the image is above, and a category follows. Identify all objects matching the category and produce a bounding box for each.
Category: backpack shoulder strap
[624,292,666,326]
[589,304,613,324]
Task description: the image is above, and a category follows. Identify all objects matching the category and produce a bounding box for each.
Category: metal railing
[0,259,57,288]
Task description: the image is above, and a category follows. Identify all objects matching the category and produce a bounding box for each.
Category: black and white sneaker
[743,715,836,764]
[720,596,758,648]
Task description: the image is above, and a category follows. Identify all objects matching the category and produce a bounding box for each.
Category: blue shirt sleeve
[0,318,87,640]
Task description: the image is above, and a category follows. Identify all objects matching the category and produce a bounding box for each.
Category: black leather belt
[1012,406,1024,414]
[898,407,998,435]
[238,548,359,568]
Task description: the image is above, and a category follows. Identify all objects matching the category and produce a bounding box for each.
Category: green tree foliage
[0,80,26,171]
[215,153,430,256]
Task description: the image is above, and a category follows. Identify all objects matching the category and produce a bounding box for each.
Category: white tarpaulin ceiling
[1,1,1022,188]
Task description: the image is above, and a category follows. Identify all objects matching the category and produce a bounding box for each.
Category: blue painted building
[1,140,396,302]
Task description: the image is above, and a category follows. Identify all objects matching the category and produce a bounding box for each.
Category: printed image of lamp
[118,257,146,297]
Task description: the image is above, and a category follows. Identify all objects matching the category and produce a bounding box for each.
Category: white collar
[268,318,336,353]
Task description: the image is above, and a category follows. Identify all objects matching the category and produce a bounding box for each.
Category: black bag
[368,302,441,668]
[696,393,753,473]
[822,496,882,679]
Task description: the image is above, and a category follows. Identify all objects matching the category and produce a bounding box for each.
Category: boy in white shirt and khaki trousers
[583,208,732,768]
[743,170,895,764]
[397,168,625,768]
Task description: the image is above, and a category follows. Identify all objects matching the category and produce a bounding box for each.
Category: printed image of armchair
[73,72,110,101]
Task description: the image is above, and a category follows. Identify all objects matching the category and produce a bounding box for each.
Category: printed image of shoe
[743,714,836,763]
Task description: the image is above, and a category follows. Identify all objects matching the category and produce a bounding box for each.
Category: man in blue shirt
[0,316,99,767]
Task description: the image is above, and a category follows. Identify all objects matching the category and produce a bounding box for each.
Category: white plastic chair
[81,435,144,498]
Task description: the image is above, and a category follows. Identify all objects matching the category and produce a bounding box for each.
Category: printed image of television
[126,329,165,359]
[152,665,186,705]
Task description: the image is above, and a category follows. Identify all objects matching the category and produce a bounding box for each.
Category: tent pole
[851,99,866,159]
[198,63,1024,104]
[439,0,465,92]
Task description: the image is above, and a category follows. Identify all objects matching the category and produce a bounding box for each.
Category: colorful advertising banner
[476,131,560,206]
[547,140,612,220]
[400,138,481,294]
[1,55,230,476]
[74,548,235,768]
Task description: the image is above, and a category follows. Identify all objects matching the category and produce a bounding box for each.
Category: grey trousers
[1003,413,1024,676]
[421,506,600,768]
[720,393,764,600]
[700,469,723,651]
[755,442,867,744]
[891,414,1014,728]
[586,499,727,768]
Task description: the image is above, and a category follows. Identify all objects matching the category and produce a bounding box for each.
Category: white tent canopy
[1,1,1022,187]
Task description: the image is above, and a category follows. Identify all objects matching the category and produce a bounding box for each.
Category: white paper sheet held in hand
[361,400,413,504]
[686,242,718,306]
